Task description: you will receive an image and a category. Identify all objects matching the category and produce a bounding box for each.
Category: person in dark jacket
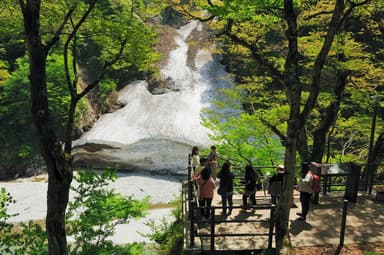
[240,164,258,212]
[268,165,285,204]
[218,160,234,216]
[207,145,219,179]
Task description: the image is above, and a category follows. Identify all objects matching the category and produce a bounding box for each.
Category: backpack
[309,171,321,193]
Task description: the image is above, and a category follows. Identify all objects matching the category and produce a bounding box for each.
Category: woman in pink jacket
[195,167,216,219]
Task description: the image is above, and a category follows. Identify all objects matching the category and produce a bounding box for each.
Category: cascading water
[73,21,234,173]
[4,21,235,245]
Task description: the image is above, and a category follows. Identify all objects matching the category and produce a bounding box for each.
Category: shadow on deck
[182,184,384,254]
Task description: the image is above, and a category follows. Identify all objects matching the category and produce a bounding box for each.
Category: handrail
[183,158,383,252]
[189,204,275,251]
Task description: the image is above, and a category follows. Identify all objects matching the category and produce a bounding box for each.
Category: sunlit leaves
[205,112,285,167]
[0,3,24,69]
[202,84,285,167]
[0,54,78,165]
[0,61,10,89]
[194,0,383,162]
[66,169,148,253]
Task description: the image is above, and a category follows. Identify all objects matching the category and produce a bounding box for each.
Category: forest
[0,0,384,254]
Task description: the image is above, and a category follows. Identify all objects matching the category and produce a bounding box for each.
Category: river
[1,171,181,244]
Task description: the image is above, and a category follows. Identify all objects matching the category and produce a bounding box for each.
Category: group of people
[191,145,317,221]
[191,145,260,218]
[192,146,238,217]
[266,163,318,221]
[191,145,220,218]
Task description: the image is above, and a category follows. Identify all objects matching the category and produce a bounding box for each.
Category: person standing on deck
[191,146,200,171]
[296,163,314,221]
[207,145,219,179]
[240,164,258,213]
[194,167,215,219]
[268,165,285,204]
[218,160,234,216]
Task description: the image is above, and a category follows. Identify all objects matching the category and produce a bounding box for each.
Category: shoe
[240,209,247,213]
[228,209,232,215]
[296,212,302,216]
[251,209,256,213]
[298,216,306,221]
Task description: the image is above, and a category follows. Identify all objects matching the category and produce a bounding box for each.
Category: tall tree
[17,0,158,253]
[171,0,372,251]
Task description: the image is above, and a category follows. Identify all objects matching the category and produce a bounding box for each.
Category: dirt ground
[291,242,384,255]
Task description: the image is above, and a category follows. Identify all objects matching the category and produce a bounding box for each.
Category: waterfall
[73,21,234,173]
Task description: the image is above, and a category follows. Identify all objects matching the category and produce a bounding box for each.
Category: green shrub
[66,169,149,255]
[0,188,48,255]
[365,252,380,255]
[1,169,149,255]
[145,196,183,255]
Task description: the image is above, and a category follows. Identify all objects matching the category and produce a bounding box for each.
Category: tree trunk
[46,159,72,255]
[20,1,73,254]
[372,132,384,164]
[275,0,301,251]
[276,0,345,251]
[311,71,348,162]
[297,126,309,162]
[275,115,300,252]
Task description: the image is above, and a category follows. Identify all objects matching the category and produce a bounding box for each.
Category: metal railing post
[187,154,193,218]
[188,153,195,247]
[339,200,348,247]
[189,198,195,247]
[323,175,328,196]
[210,207,215,251]
[268,204,276,249]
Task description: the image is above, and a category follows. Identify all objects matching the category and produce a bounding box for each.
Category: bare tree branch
[301,0,345,122]
[223,20,285,86]
[302,0,371,123]
[178,4,215,22]
[76,38,128,100]
[340,0,371,25]
[260,117,287,146]
[61,0,97,99]
[226,139,252,163]
[44,2,78,53]
[304,10,334,20]
[66,0,78,96]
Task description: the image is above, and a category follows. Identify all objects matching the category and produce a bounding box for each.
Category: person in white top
[296,162,314,220]
[191,146,200,170]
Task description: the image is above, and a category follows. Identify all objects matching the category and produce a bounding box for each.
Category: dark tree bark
[275,0,346,252]
[219,0,347,251]
[372,132,384,165]
[274,0,301,251]
[297,126,309,162]
[310,71,348,162]
[19,1,128,253]
[19,1,73,254]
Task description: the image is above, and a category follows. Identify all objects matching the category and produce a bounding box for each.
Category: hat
[276,165,285,172]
